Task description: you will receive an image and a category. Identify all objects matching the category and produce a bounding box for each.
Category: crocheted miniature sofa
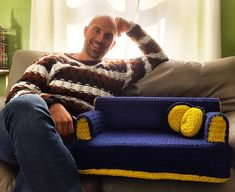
[70,96,232,183]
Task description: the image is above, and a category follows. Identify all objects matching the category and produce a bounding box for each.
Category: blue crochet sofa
[70,96,232,183]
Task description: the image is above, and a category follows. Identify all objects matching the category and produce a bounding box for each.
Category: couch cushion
[122,59,202,98]
[7,50,47,94]
[0,160,17,192]
[0,97,5,110]
[122,57,235,114]
[201,56,235,113]
[71,130,232,182]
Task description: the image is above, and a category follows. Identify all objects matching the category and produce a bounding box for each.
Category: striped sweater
[6,23,168,117]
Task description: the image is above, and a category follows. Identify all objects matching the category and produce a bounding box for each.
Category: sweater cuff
[126,21,136,33]
[44,95,65,108]
[126,23,145,42]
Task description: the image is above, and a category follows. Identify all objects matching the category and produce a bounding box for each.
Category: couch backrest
[7,50,47,93]
[95,96,220,131]
[122,57,235,114]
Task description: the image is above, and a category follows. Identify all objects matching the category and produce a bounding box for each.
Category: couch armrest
[7,50,48,94]
[76,110,105,140]
[0,96,6,110]
[204,112,229,143]
[224,111,235,167]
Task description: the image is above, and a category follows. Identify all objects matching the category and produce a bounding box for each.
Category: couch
[1,49,235,192]
[73,96,232,183]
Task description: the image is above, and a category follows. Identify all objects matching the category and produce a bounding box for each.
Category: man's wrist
[126,21,136,34]
[44,95,65,108]
[126,22,144,41]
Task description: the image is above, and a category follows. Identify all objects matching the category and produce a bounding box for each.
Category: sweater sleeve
[5,54,62,105]
[123,22,169,87]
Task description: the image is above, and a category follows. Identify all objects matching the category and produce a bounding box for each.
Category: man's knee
[5,94,48,113]
[3,94,50,127]
[3,94,54,138]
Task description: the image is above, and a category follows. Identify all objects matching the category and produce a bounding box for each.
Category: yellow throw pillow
[168,104,191,133]
[180,107,204,137]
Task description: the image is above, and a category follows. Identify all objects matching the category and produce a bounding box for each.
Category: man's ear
[84,26,88,36]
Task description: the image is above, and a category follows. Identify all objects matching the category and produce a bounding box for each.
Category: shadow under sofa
[0,49,235,192]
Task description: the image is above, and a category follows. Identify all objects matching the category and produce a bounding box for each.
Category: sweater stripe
[137,34,152,45]
[122,61,133,88]
[142,57,152,73]
[49,86,97,105]
[25,64,49,78]
[50,80,112,97]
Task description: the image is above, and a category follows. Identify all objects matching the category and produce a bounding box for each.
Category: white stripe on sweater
[11,90,33,100]
[11,81,41,92]
[137,34,152,45]
[148,50,168,60]
[25,64,49,78]
[122,61,134,88]
[50,80,113,97]
[10,82,41,100]
[50,62,72,77]
[141,57,152,74]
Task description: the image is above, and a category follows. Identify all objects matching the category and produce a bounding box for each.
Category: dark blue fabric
[72,97,232,180]
[95,97,220,131]
[71,130,232,178]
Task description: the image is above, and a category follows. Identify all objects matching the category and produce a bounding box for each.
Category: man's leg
[1,94,81,192]
[14,170,33,192]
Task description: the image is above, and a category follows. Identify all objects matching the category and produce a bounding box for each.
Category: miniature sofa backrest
[94,96,220,131]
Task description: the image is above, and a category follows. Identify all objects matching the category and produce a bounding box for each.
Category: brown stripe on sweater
[35,54,69,71]
[139,41,162,55]
[127,24,146,41]
[6,86,39,103]
[103,59,127,72]
[126,58,145,84]
[146,56,169,68]
[62,98,93,116]
[19,72,48,92]
[48,85,97,105]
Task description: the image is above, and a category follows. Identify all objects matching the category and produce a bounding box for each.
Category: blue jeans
[0,94,81,192]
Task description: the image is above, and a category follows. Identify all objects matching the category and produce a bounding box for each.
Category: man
[0,16,168,191]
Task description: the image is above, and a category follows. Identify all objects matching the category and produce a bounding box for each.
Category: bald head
[88,15,118,35]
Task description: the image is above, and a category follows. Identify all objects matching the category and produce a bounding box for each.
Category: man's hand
[49,103,74,139]
[115,17,131,37]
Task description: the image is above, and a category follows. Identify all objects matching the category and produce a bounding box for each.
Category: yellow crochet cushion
[180,107,204,137]
[168,104,204,137]
[167,103,191,133]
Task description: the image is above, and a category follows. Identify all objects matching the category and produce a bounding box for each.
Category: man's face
[83,17,117,60]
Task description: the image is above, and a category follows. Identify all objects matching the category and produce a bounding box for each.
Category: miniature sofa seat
[70,97,232,183]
